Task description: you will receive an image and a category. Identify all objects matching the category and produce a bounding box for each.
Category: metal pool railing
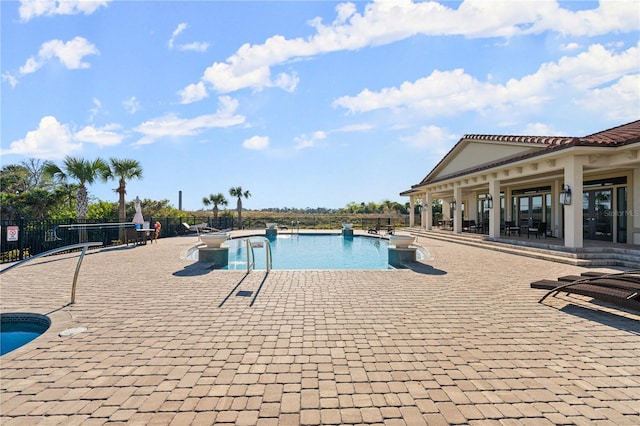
[0,242,102,305]
[245,238,272,273]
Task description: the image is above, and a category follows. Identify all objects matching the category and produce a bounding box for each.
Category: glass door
[583,189,613,241]
[518,197,529,228]
[517,195,543,228]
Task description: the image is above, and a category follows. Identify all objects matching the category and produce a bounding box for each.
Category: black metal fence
[0,216,234,264]
[1,215,411,264]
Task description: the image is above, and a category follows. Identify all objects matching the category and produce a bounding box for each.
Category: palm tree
[103,158,143,226]
[229,186,251,229]
[44,157,109,241]
[44,157,109,220]
[54,182,79,212]
[202,193,228,221]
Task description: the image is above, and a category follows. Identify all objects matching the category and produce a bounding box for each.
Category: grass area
[238,212,411,230]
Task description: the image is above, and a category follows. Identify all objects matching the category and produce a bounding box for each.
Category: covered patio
[402,120,640,251]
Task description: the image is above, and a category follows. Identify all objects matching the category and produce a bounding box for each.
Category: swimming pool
[1,313,50,356]
[190,234,424,270]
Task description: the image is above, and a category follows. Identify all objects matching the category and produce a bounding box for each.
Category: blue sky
[2,1,639,211]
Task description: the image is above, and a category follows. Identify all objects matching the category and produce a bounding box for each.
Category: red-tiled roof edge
[412,120,640,188]
[463,133,575,145]
[578,119,640,146]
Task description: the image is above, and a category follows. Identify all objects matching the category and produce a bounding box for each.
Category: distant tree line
[2,158,431,223]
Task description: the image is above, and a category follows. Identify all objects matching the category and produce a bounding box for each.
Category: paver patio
[1,232,639,425]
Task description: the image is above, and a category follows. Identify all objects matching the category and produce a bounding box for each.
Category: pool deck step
[404,228,640,268]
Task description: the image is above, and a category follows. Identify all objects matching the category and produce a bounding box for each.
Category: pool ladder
[245,237,272,273]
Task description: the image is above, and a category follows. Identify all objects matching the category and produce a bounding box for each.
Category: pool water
[192,234,421,270]
[1,314,50,356]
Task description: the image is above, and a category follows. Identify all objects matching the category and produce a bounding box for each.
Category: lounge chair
[182,223,218,235]
[367,224,380,234]
[531,270,640,312]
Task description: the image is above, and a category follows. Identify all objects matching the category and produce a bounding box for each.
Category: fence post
[18,216,25,260]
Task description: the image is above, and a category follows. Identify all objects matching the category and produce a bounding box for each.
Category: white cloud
[75,124,126,146]
[294,131,326,150]
[575,74,640,122]
[243,135,269,150]
[520,123,566,136]
[89,98,102,121]
[1,115,128,159]
[289,123,373,152]
[335,123,375,133]
[333,43,640,119]
[560,42,581,51]
[400,125,458,154]
[133,96,245,146]
[2,71,19,88]
[18,37,99,77]
[169,23,188,49]
[123,96,140,114]
[529,0,640,37]
[169,22,209,52]
[19,0,110,21]
[181,0,638,99]
[1,116,82,160]
[178,42,209,52]
[179,81,209,104]
[334,68,503,115]
[273,71,299,93]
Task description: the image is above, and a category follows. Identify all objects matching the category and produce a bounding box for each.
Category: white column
[453,186,462,233]
[468,191,478,223]
[504,187,513,222]
[423,193,431,230]
[442,200,451,221]
[409,196,415,227]
[633,168,640,244]
[553,180,562,238]
[489,179,501,238]
[563,156,584,249]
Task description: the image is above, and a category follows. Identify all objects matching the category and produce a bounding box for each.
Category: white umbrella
[132,196,144,225]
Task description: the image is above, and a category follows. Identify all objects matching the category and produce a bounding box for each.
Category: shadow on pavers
[173,262,214,277]
[398,261,447,275]
[559,303,640,334]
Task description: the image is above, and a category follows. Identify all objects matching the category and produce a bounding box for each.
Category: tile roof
[411,120,640,189]
[579,119,640,146]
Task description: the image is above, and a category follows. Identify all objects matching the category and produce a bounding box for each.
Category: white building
[401,120,640,249]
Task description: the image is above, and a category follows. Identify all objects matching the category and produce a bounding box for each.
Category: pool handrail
[265,238,272,272]
[246,238,255,273]
[0,242,103,304]
[244,237,272,273]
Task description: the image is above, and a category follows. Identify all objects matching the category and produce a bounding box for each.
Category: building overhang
[404,144,640,200]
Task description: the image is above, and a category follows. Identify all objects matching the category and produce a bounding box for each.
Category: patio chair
[531,270,640,312]
[125,227,142,246]
[527,222,546,238]
[504,221,520,236]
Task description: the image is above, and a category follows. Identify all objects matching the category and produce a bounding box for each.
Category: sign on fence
[6,226,19,242]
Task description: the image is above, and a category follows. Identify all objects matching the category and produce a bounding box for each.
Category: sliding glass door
[582,189,613,241]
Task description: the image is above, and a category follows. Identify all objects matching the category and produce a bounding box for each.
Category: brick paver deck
[1,233,639,425]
